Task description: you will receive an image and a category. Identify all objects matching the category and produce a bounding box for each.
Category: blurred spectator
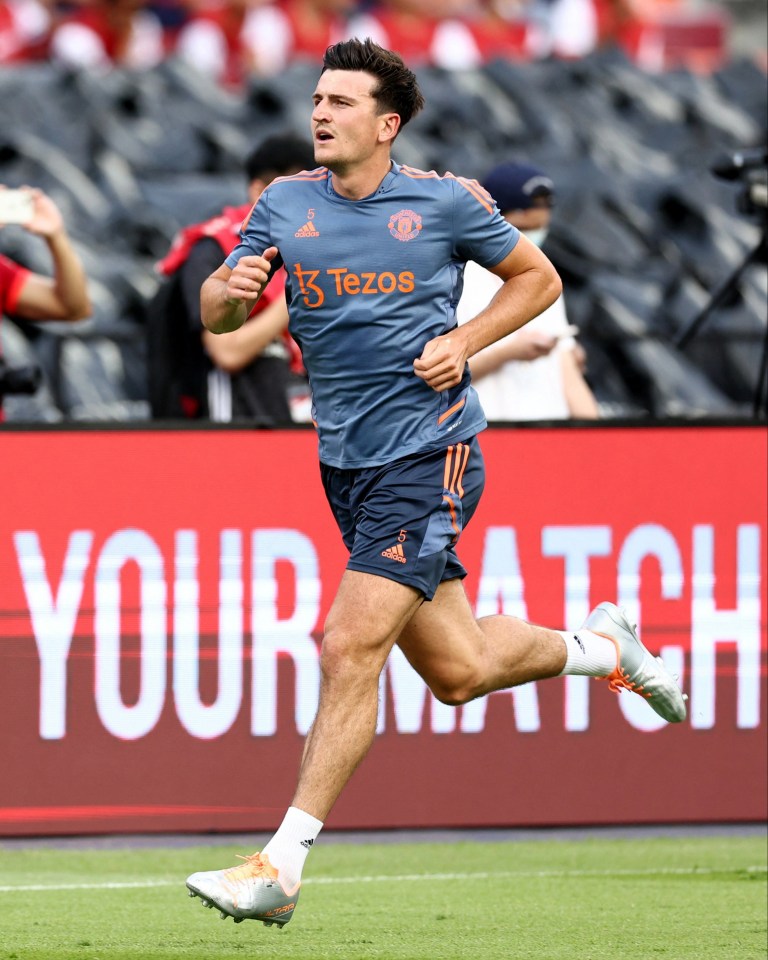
[282,0,358,62]
[595,0,729,72]
[457,161,600,421]
[173,0,289,84]
[146,0,189,33]
[350,0,478,69]
[0,0,50,62]
[147,132,315,423]
[524,0,600,58]
[0,185,91,418]
[353,0,531,69]
[495,0,692,62]
[472,0,533,61]
[174,0,356,86]
[49,0,166,70]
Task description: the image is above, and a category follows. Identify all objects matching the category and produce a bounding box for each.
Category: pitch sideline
[1,864,765,894]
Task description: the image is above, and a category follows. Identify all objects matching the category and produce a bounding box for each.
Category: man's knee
[427,665,484,707]
[319,622,388,684]
[320,627,356,673]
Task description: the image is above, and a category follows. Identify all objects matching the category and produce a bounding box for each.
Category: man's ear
[379,113,401,144]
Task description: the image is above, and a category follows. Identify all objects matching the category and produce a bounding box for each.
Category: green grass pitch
[0,835,766,960]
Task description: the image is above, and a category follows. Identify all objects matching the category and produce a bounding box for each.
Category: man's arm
[468,329,557,380]
[203,297,290,373]
[414,234,562,392]
[201,247,278,334]
[184,240,290,372]
[11,188,91,322]
[560,348,600,419]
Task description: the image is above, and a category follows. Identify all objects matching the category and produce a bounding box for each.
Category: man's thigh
[396,576,484,687]
[324,569,424,669]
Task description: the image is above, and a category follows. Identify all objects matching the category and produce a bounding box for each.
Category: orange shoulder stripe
[446,173,495,214]
[400,164,440,179]
[270,168,328,185]
[400,164,494,217]
[240,170,326,231]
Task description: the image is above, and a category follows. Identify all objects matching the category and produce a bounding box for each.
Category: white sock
[261,806,323,892]
[557,629,618,677]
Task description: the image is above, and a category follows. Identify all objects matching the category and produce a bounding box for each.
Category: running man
[186,38,687,928]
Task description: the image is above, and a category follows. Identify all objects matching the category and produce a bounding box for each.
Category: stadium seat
[0,318,63,422]
[0,52,764,422]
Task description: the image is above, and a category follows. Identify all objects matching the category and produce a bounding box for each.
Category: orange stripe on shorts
[442,494,460,540]
[455,442,470,498]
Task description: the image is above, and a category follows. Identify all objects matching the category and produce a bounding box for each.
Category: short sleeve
[450,176,519,269]
[0,254,32,315]
[224,189,284,277]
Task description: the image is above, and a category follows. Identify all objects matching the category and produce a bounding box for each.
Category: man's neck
[329,157,393,201]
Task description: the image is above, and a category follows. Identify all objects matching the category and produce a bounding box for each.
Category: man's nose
[312,100,330,122]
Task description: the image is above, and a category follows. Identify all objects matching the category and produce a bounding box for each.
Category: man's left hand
[413,334,468,392]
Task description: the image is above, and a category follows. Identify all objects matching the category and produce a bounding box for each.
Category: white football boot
[186,852,299,927]
[585,602,687,723]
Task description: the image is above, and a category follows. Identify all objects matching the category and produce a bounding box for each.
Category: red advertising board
[0,424,766,835]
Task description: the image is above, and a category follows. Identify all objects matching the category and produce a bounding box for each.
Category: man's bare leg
[264,572,567,891]
[397,577,570,704]
[185,569,424,921]
[290,569,424,820]
[253,571,423,892]
[186,573,684,924]
[397,579,686,727]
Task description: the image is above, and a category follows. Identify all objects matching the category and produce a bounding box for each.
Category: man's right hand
[225,247,279,304]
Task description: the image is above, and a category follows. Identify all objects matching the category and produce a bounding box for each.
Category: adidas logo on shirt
[295,221,320,238]
[381,543,407,564]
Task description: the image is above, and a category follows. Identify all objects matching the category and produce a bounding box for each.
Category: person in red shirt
[148,132,314,422]
[173,0,356,86]
[0,0,50,64]
[0,185,92,417]
[354,0,531,70]
[49,0,166,70]
[0,186,91,323]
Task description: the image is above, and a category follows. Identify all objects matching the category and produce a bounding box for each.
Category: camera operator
[0,184,92,417]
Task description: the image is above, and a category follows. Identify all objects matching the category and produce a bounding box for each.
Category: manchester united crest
[388,209,423,242]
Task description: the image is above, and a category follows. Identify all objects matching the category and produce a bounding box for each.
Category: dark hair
[244,133,315,182]
[322,38,425,129]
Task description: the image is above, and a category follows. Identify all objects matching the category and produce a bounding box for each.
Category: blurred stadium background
[0,0,766,422]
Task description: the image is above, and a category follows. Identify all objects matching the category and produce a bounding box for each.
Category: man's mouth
[315,130,334,143]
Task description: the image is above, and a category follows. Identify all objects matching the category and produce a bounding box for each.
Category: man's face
[311,70,397,172]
